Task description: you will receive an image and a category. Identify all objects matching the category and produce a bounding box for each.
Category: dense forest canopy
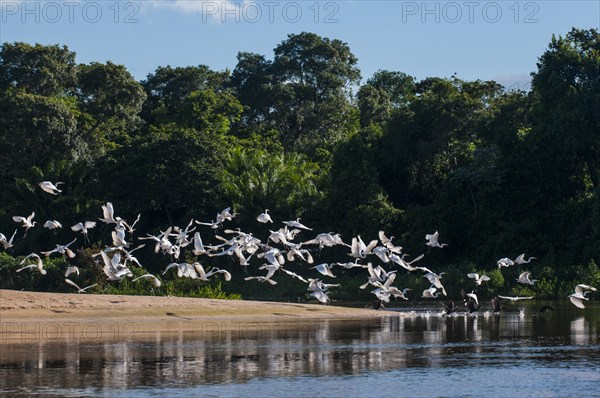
[0,29,598,301]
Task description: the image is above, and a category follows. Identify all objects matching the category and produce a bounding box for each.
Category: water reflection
[0,303,598,397]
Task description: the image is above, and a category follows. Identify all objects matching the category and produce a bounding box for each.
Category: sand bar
[0,289,399,344]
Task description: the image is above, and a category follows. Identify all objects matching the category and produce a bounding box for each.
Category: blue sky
[1,1,599,88]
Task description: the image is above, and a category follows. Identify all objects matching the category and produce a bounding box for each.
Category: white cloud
[148,0,245,22]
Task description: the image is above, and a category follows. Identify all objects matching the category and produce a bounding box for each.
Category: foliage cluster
[0,30,598,302]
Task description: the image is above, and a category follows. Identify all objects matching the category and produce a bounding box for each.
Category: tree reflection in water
[0,303,598,396]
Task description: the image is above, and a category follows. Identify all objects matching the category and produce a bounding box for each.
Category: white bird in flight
[0,230,17,250]
[467,272,491,286]
[422,286,441,298]
[516,271,538,285]
[497,295,534,302]
[257,209,273,223]
[64,266,80,278]
[312,263,336,278]
[132,273,162,287]
[425,231,447,248]
[43,220,63,229]
[244,275,278,285]
[283,218,312,231]
[349,235,377,259]
[71,221,97,243]
[424,272,447,296]
[39,181,63,195]
[497,257,515,268]
[13,212,36,235]
[41,238,78,258]
[568,284,596,309]
[65,278,97,293]
[17,253,46,275]
[514,253,536,265]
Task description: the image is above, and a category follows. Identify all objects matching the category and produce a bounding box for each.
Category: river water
[0,301,598,397]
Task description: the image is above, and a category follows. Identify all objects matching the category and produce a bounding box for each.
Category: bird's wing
[382,273,397,289]
[569,296,586,309]
[64,278,81,291]
[79,284,98,292]
[71,223,84,231]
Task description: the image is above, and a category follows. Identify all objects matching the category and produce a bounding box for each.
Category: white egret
[71,221,97,243]
[312,263,336,278]
[568,284,597,309]
[516,271,538,285]
[372,246,391,263]
[422,286,440,298]
[302,232,349,249]
[192,232,208,255]
[467,272,491,286]
[257,209,273,223]
[371,273,409,302]
[122,244,145,267]
[99,202,118,224]
[173,219,196,247]
[132,274,162,287]
[280,267,309,283]
[16,264,47,275]
[335,259,367,269]
[268,229,289,245]
[196,219,220,229]
[257,247,285,266]
[205,267,232,281]
[17,253,45,275]
[425,231,447,248]
[307,278,338,304]
[497,295,534,302]
[43,220,63,229]
[390,253,427,272]
[286,244,313,264]
[424,272,447,296]
[216,207,236,224]
[244,276,278,285]
[0,230,17,250]
[41,238,77,258]
[13,211,36,235]
[497,257,515,268]
[282,218,312,231]
[111,225,128,248]
[39,181,63,195]
[378,230,402,254]
[349,235,377,259]
[514,253,536,265]
[64,278,97,293]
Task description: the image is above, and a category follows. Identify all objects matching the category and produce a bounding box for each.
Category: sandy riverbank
[0,290,398,344]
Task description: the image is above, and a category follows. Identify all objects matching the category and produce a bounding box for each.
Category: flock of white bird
[0,180,596,312]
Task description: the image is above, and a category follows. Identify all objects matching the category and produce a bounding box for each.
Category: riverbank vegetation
[0,28,598,301]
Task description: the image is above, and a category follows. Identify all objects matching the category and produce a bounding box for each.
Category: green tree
[231,32,361,156]
[531,28,600,191]
[76,61,146,149]
[221,145,324,222]
[0,42,76,96]
[142,65,230,126]
[0,93,80,178]
[94,125,230,228]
